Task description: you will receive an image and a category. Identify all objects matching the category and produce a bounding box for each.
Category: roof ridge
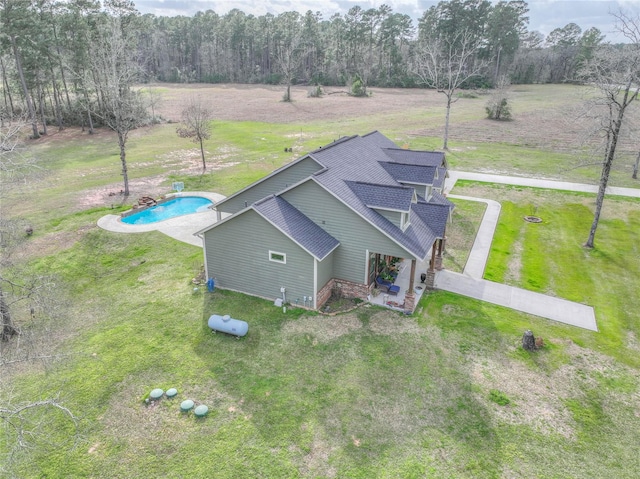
[346,179,413,190]
[379,160,439,168]
[382,147,444,154]
[252,194,276,207]
[309,135,357,154]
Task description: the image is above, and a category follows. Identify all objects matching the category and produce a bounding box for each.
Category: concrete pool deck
[97,191,226,247]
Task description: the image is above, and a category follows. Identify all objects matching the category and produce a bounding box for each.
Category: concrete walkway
[445,171,640,198]
[448,195,501,279]
[435,271,599,331]
[97,191,225,247]
[434,171,640,332]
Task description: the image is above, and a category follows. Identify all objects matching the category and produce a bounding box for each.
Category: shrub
[308,85,323,98]
[457,91,480,99]
[486,97,512,121]
[349,76,369,97]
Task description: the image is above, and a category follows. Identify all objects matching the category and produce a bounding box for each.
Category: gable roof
[347,181,414,212]
[253,195,340,261]
[305,135,453,259]
[204,132,454,261]
[213,154,325,210]
[361,130,399,148]
[379,161,437,185]
[412,201,451,238]
[381,148,447,168]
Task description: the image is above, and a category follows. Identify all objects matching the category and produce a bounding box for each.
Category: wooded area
[0,0,625,130]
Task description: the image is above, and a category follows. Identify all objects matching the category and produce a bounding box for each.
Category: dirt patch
[297,432,337,478]
[283,310,429,342]
[101,374,243,452]
[505,231,524,284]
[367,311,426,336]
[151,83,438,125]
[282,314,363,343]
[470,355,578,439]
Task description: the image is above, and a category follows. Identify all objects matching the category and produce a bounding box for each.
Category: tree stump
[522,330,536,351]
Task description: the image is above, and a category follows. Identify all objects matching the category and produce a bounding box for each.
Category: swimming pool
[121,196,213,225]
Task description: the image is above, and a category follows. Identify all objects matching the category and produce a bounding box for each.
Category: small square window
[269,251,286,264]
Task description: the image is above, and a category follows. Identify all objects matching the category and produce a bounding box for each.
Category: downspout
[200,232,209,281]
[313,258,318,309]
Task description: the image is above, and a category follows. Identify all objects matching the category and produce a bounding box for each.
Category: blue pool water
[122,196,213,225]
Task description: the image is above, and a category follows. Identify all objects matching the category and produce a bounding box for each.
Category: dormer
[347,181,414,231]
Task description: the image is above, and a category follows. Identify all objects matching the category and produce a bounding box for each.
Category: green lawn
[3,84,640,478]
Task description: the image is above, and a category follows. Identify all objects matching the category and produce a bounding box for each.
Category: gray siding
[204,210,314,303]
[217,157,324,214]
[282,181,412,284]
[376,209,402,229]
[316,250,334,294]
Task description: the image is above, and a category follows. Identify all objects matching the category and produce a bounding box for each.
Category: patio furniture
[376,276,400,296]
[376,276,392,289]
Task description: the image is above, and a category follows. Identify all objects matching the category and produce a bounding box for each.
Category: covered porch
[368,238,445,313]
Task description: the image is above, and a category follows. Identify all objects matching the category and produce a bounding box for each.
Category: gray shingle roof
[308,134,450,259]
[381,148,446,167]
[379,162,437,185]
[428,190,454,206]
[412,201,452,238]
[347,181,414,211]
[362,130,399,148]
[253,196,340,261]
[433,167,447,189]
[211,131,454,261]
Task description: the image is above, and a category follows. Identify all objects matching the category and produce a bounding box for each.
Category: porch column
[426,243,437,289]
[408,258,416,292]
[404,258,417,314]
[435,238,444,270]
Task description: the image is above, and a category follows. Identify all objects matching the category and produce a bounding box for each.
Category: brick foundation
[316,278,371,310]
[316,279,335,309]
[434,255,443,270]
[426,270,436,289]
[403,293,416,314]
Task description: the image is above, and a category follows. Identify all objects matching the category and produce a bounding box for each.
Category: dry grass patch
[101,374,245,453]
[469,355,578,440]
[505,231,524,283]
[367,311,426,336]
[297,431,337,479]
[281,314,363,343]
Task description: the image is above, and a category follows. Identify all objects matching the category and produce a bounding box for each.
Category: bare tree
[89,16,147,197]
[0,0,40,139]
[1,393,78,476]
[143,87,163,124]
[0,120,41,190]
[176,97,212,172]
[617,11,640,182]
[0,120,60,353]
[0,121,77,477]
[274,13,304,102]
[412,30,485,149]
[579,12,640,248]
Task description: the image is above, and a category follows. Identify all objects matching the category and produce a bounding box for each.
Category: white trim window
[269,250,287,264]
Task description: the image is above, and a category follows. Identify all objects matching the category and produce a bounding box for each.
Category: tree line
[0,0,617,128]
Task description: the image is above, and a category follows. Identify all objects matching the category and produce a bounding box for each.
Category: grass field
[2,84,640,478]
